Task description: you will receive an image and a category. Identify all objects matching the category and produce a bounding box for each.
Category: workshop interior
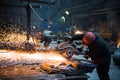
[0,0,120,80]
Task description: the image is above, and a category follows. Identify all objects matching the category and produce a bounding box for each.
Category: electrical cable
[29,4,44,21]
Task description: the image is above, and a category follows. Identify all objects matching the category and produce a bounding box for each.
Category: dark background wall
[0,0,120,41]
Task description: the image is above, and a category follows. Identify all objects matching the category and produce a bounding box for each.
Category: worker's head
[82,32,95,45]
[37,32,43,39]
[38,32,42,36]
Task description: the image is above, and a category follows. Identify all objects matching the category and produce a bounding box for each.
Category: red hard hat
[82,32,95,45]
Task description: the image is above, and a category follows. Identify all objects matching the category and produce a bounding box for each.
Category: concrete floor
[87,56,120,80]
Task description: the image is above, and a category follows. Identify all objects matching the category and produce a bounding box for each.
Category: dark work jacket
[41,36,51,43]
[72,34,111,66]
[88,34,111,66]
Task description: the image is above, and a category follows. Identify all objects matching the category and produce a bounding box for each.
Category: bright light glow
[117,32,120,48]
[65,11,69,15]
[75,30,83,34]
[117,40,120,48]
[33,26,36,29]
[61,16,65,22]
[48,25,51,28]
[61,16,65,19]
[49,22,52,24]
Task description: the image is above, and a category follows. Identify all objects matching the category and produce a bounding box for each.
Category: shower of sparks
[0,49,69,76]
[0,50,66,65]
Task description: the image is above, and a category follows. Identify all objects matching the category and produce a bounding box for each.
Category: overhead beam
[18,0,55,5]
[0,4,41,8]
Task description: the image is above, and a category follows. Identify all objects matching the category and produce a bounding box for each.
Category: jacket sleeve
[93,43,106,58]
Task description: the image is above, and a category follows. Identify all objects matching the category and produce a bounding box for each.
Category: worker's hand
[83,54,89,59]
[83,51,92,59]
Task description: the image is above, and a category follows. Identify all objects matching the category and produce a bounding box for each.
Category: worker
[38,32,52,48]
[71,32,111,80]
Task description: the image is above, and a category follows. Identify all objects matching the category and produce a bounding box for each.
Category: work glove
[83,51,90,59]
[83,54,89,59]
